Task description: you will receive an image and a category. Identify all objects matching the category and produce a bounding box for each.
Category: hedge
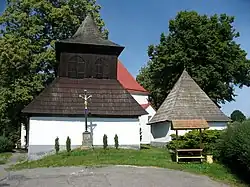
[0,136,13,153]
[216,120,250,181]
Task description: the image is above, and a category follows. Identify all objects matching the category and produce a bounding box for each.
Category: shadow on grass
[224,163,250,185]
[140,144,151,149]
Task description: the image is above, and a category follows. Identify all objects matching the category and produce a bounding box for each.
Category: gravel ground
[0,165,229,187]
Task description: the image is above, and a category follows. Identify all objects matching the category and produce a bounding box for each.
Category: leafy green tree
[0,0,107,142]
[137,11,250,109]
[230,110,246,122]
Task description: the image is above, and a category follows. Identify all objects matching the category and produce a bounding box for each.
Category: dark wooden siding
[59,53,117,79]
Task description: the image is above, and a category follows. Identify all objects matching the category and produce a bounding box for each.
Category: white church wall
[131,93,148,104]
[28,116,140,160]
[139,105,156,144]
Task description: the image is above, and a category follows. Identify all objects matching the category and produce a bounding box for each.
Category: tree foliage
[114,134,119,149]
[137,11,250,109]
[0,0,107,143]
[55,137,59,154]
[66,136,71,153]
[230,110,246,122]
[103,134,108,149]
[167,130,222,155]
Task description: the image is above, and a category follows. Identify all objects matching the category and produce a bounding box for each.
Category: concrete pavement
[0,165,229,187]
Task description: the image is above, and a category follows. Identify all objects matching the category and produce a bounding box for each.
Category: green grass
[0,152,12,165]
[10,146,245,186]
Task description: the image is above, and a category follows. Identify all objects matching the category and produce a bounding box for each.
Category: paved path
[0,153,27,182]
[0,165,228,187]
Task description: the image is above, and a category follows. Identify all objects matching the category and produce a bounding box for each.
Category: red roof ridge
[117,60,149,94]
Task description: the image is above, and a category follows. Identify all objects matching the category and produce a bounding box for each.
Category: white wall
[208,121,227,130]
[139,105,156,144]
[150,122,189,143]
[131,94,148,104]
[28,117,140,159]
[20,123,26,148]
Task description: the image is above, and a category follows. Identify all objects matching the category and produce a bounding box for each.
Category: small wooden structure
[148,70,230,163]
[176,149,203,163]
[172,119,209,163]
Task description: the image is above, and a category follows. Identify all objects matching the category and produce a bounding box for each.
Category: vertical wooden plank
[199,128,202,149]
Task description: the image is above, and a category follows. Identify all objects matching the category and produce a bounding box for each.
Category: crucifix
[79,90,92,132]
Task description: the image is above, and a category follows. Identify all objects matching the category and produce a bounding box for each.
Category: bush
[114,134,119,149]
[103,134,108,149]
[55,137,59,154]
[216,120,250,182]
[167,130,222,155]
[0,136,13,153]
[66,136,71,153]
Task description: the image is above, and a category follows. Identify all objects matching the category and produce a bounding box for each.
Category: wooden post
[176,130,179,163]
[199,128,202,149]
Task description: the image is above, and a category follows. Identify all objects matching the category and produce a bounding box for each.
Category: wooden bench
[176,149,205,163]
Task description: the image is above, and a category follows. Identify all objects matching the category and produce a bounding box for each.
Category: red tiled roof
[117,60,149,94]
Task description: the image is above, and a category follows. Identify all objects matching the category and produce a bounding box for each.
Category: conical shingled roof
[149,70,230,124]
[59,15,122,47]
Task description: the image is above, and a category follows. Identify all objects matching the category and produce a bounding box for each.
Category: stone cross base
[81,131,92,149]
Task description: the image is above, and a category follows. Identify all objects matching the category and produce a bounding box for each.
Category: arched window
[68,55,86,78]
[95,58,104,79]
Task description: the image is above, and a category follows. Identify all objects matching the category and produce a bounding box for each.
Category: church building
[22,15,147,160]
[117,61,156,144]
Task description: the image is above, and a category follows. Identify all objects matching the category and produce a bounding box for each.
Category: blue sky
[1,0,250,117]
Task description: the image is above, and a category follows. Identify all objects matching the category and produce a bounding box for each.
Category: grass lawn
[10,146,245,186]
[0,153,12,165]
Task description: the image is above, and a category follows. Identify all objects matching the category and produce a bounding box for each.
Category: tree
[230,110,246,122]
[55,137,59,154]
[0,0,107,143]
[66,136,71,153]
[114,134,119,149]
[137,11,250,109]
[103,134,108,149]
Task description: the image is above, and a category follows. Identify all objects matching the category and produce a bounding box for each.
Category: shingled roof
[149,70,230,125]
[59,15,122,48]
[22,77,147,117]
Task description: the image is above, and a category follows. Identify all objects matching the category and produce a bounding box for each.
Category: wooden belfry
[22,15,147,118]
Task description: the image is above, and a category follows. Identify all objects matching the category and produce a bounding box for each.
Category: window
[68,55,86,78]
[95,58,104,79]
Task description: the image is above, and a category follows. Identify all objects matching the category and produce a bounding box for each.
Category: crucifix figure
[79,90,92,132]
